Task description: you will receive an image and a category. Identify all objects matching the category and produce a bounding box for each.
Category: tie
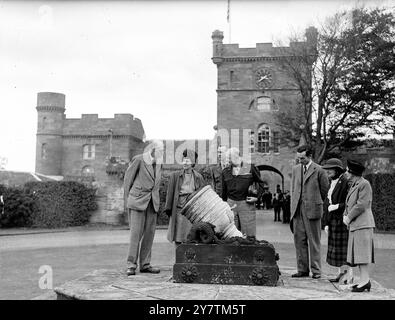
[152,161,156,178]
[303,165,307,175]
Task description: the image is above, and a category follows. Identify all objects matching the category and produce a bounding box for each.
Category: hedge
[0,181,97,229]
[365,173,395,232]
[0,185,35,228]
[24,181,98,228]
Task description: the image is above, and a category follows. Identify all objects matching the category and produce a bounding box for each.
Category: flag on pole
[227,0,230,23]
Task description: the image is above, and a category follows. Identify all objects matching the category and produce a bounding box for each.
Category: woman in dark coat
[164,149,205,245]
[322,158,352,284]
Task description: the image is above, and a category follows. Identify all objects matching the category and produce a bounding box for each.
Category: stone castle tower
[35,92,66,176]
[211,28,318,190]
[34,92,146,224]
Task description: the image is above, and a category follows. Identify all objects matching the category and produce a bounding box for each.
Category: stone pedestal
[173,243,280,286]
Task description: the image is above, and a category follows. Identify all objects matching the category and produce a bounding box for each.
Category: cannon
[173,185,280,286]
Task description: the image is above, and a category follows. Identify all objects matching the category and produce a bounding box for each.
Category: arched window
[83,144,95,160]
[42,117,47,129]
[256,97,271,111]
[41,143,47,159]
[249,96,277,112]
[249,131,255,153]
[273,131,280,153]
[257,125,270,153]
[81,165,94,177]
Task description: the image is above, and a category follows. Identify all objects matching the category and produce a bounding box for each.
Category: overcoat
[123,152,162,213]
[164,169,206,243]
[290,162,329,224]
[323,174,349,225]
[344,177,375,232]
[323,174,350,267]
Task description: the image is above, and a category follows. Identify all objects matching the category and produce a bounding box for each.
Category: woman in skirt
[165,149,205,245]
[343,159,376,292]
[322,158,353,284]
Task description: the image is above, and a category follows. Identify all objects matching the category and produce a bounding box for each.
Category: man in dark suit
[210,145,228,196]
[290,145,329,279]
[123,140,164,276]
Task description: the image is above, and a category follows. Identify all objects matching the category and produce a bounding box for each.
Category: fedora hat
[322,158,344,171]
[346,159,365,176]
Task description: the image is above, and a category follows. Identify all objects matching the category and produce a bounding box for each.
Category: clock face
[255,69,274,89]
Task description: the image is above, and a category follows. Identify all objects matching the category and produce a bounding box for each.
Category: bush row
[365,173,395,232]
[0,181,97,228]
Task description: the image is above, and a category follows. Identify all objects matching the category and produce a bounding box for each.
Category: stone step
[52,267,395,300]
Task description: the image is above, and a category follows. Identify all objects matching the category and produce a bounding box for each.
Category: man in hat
[290,145,329,279]
[124,139,164,276]
[210,145,228,196]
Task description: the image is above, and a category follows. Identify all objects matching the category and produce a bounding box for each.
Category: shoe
[329,270,347,283]
[126,267,136,276]
[351,281,371,292]
[292,272,309,278]
[312,273,321,279]
[140,266,160,274]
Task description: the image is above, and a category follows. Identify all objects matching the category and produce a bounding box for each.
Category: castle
[211,27,318,190]
[35,92,146,224]
[34,29,394,224]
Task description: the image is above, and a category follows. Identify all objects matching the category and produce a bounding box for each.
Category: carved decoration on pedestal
[254,250,265,263]
[184,249,196,262]
[181,265,198,283]
[250,268,270,285]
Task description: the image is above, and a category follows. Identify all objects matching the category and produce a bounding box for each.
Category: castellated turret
[211,30,224,65]
[35,92,65,175]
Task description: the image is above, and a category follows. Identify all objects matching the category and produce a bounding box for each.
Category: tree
[275,6,395,163]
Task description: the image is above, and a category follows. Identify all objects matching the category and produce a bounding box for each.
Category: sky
[0,0,392,172]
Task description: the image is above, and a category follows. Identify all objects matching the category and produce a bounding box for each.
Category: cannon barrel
[180,185,243,239]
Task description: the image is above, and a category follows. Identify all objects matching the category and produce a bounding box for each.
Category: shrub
[0,185,35,228]
[365,173,395,232]
[24,181,98,228]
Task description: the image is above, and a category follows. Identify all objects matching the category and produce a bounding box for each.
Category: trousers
[293,204,322,274]
[126,200,157,269]
[227,199,256,237]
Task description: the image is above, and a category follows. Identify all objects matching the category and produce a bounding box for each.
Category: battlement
[222,41,308,58]
[63,113,144,139]
[212,28,317,64]
[36,92,66,112]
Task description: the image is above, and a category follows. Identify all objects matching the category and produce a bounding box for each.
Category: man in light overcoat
[123,140,164,276]
[290,145,329,279]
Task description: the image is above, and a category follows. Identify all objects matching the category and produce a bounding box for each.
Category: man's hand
[343,215,350,226]
[328,204,339,212]
[324,226,329,234]
[246,197,258,203]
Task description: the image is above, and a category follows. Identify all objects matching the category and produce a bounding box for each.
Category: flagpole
[227,0,231,43]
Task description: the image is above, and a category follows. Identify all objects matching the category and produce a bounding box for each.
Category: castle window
[249,131,255,153]
[42,117,47,129]
[257,125,270,153]
[256,97,271,111]
[273,131,280,153]
[249,96,278,112]
[83,144,95,160]
[41,143,47,159]
[81,165,94,177]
